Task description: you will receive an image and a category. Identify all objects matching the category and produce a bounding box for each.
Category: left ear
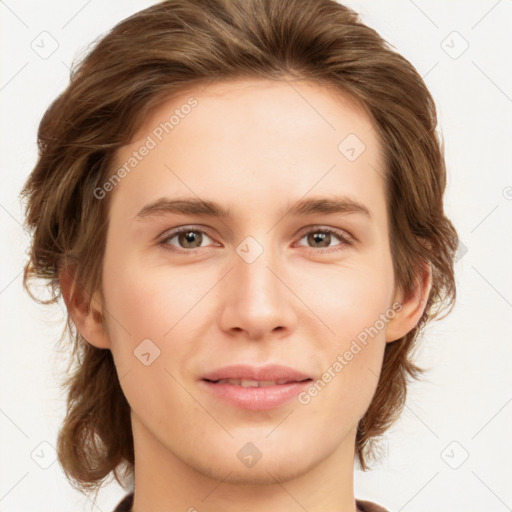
[386,261,432,343]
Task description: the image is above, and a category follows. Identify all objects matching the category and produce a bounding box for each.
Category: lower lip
[200,380,312,411]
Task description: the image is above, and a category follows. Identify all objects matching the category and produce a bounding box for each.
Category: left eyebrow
[135,195,371,221]
[286,195,371,219]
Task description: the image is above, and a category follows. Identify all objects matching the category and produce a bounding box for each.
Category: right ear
[59,265,111,349]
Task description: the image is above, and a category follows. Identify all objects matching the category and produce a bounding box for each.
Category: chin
[189,452,316,486]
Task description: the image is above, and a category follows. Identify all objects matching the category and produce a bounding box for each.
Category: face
[100,78,399,484]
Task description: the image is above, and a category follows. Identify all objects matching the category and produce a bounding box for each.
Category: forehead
[130,77,380,156]
[109,77,386,224]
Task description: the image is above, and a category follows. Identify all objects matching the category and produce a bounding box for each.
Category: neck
[130,412,358,512]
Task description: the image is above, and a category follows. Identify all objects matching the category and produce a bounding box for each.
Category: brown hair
[21,0,458,495]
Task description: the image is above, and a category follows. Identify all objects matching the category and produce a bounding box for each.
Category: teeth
[240,379,259,387]
[259,380,277,387]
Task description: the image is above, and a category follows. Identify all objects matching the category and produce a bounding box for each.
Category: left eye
[295,227,353,251]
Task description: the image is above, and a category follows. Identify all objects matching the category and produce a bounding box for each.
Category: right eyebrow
[135,197,232,219]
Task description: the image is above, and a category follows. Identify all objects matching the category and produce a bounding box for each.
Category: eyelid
[294,224,356,244]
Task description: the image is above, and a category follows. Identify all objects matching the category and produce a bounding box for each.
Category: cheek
[100,243,166,371]
[101,246,216,383]
[306,254,395,342]
[299,259,394,413]
[102,246,190,338]
[100,254,197,418]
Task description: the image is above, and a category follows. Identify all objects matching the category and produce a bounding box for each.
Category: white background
[0,1,511,511]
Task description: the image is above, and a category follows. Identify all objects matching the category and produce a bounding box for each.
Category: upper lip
[201,364,312,382]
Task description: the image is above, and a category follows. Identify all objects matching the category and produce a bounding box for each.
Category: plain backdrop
[1,1,511,511]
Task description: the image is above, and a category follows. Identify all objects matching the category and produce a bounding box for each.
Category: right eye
[159,226,220,253]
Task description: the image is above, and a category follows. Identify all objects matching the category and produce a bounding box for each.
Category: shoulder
[112,493,134,512]
[356,498,391,512]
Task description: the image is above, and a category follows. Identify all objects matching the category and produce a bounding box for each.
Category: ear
[386,261,432,343]
[59,265,111,349]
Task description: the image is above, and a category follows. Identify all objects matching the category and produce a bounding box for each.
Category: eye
[294,226,354,253]
[159,226,218,253]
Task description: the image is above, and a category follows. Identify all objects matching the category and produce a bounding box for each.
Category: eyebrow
[135,195,371,221]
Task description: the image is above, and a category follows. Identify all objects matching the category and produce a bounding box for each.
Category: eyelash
[158,225,355,255]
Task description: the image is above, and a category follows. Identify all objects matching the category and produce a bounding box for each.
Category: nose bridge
[234,233,282,308]
[219,232,294,337]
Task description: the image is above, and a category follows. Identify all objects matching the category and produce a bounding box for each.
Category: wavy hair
[21,0,458,495]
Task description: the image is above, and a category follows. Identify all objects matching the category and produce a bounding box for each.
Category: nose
[217,240,297,341]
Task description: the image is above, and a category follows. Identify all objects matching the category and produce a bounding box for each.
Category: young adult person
[21,1,458,510]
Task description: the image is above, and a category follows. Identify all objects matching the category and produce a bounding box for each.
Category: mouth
[199,364,314,410]
[200,363,312,383]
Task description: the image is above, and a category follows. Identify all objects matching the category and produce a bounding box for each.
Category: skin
[63,78,431,512]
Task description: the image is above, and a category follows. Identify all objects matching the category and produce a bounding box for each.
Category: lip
[199,364,313,411]
[200,364,312,383]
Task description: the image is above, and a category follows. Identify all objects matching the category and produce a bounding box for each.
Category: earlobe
[59,265,111,349]
[386,262,432,343]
